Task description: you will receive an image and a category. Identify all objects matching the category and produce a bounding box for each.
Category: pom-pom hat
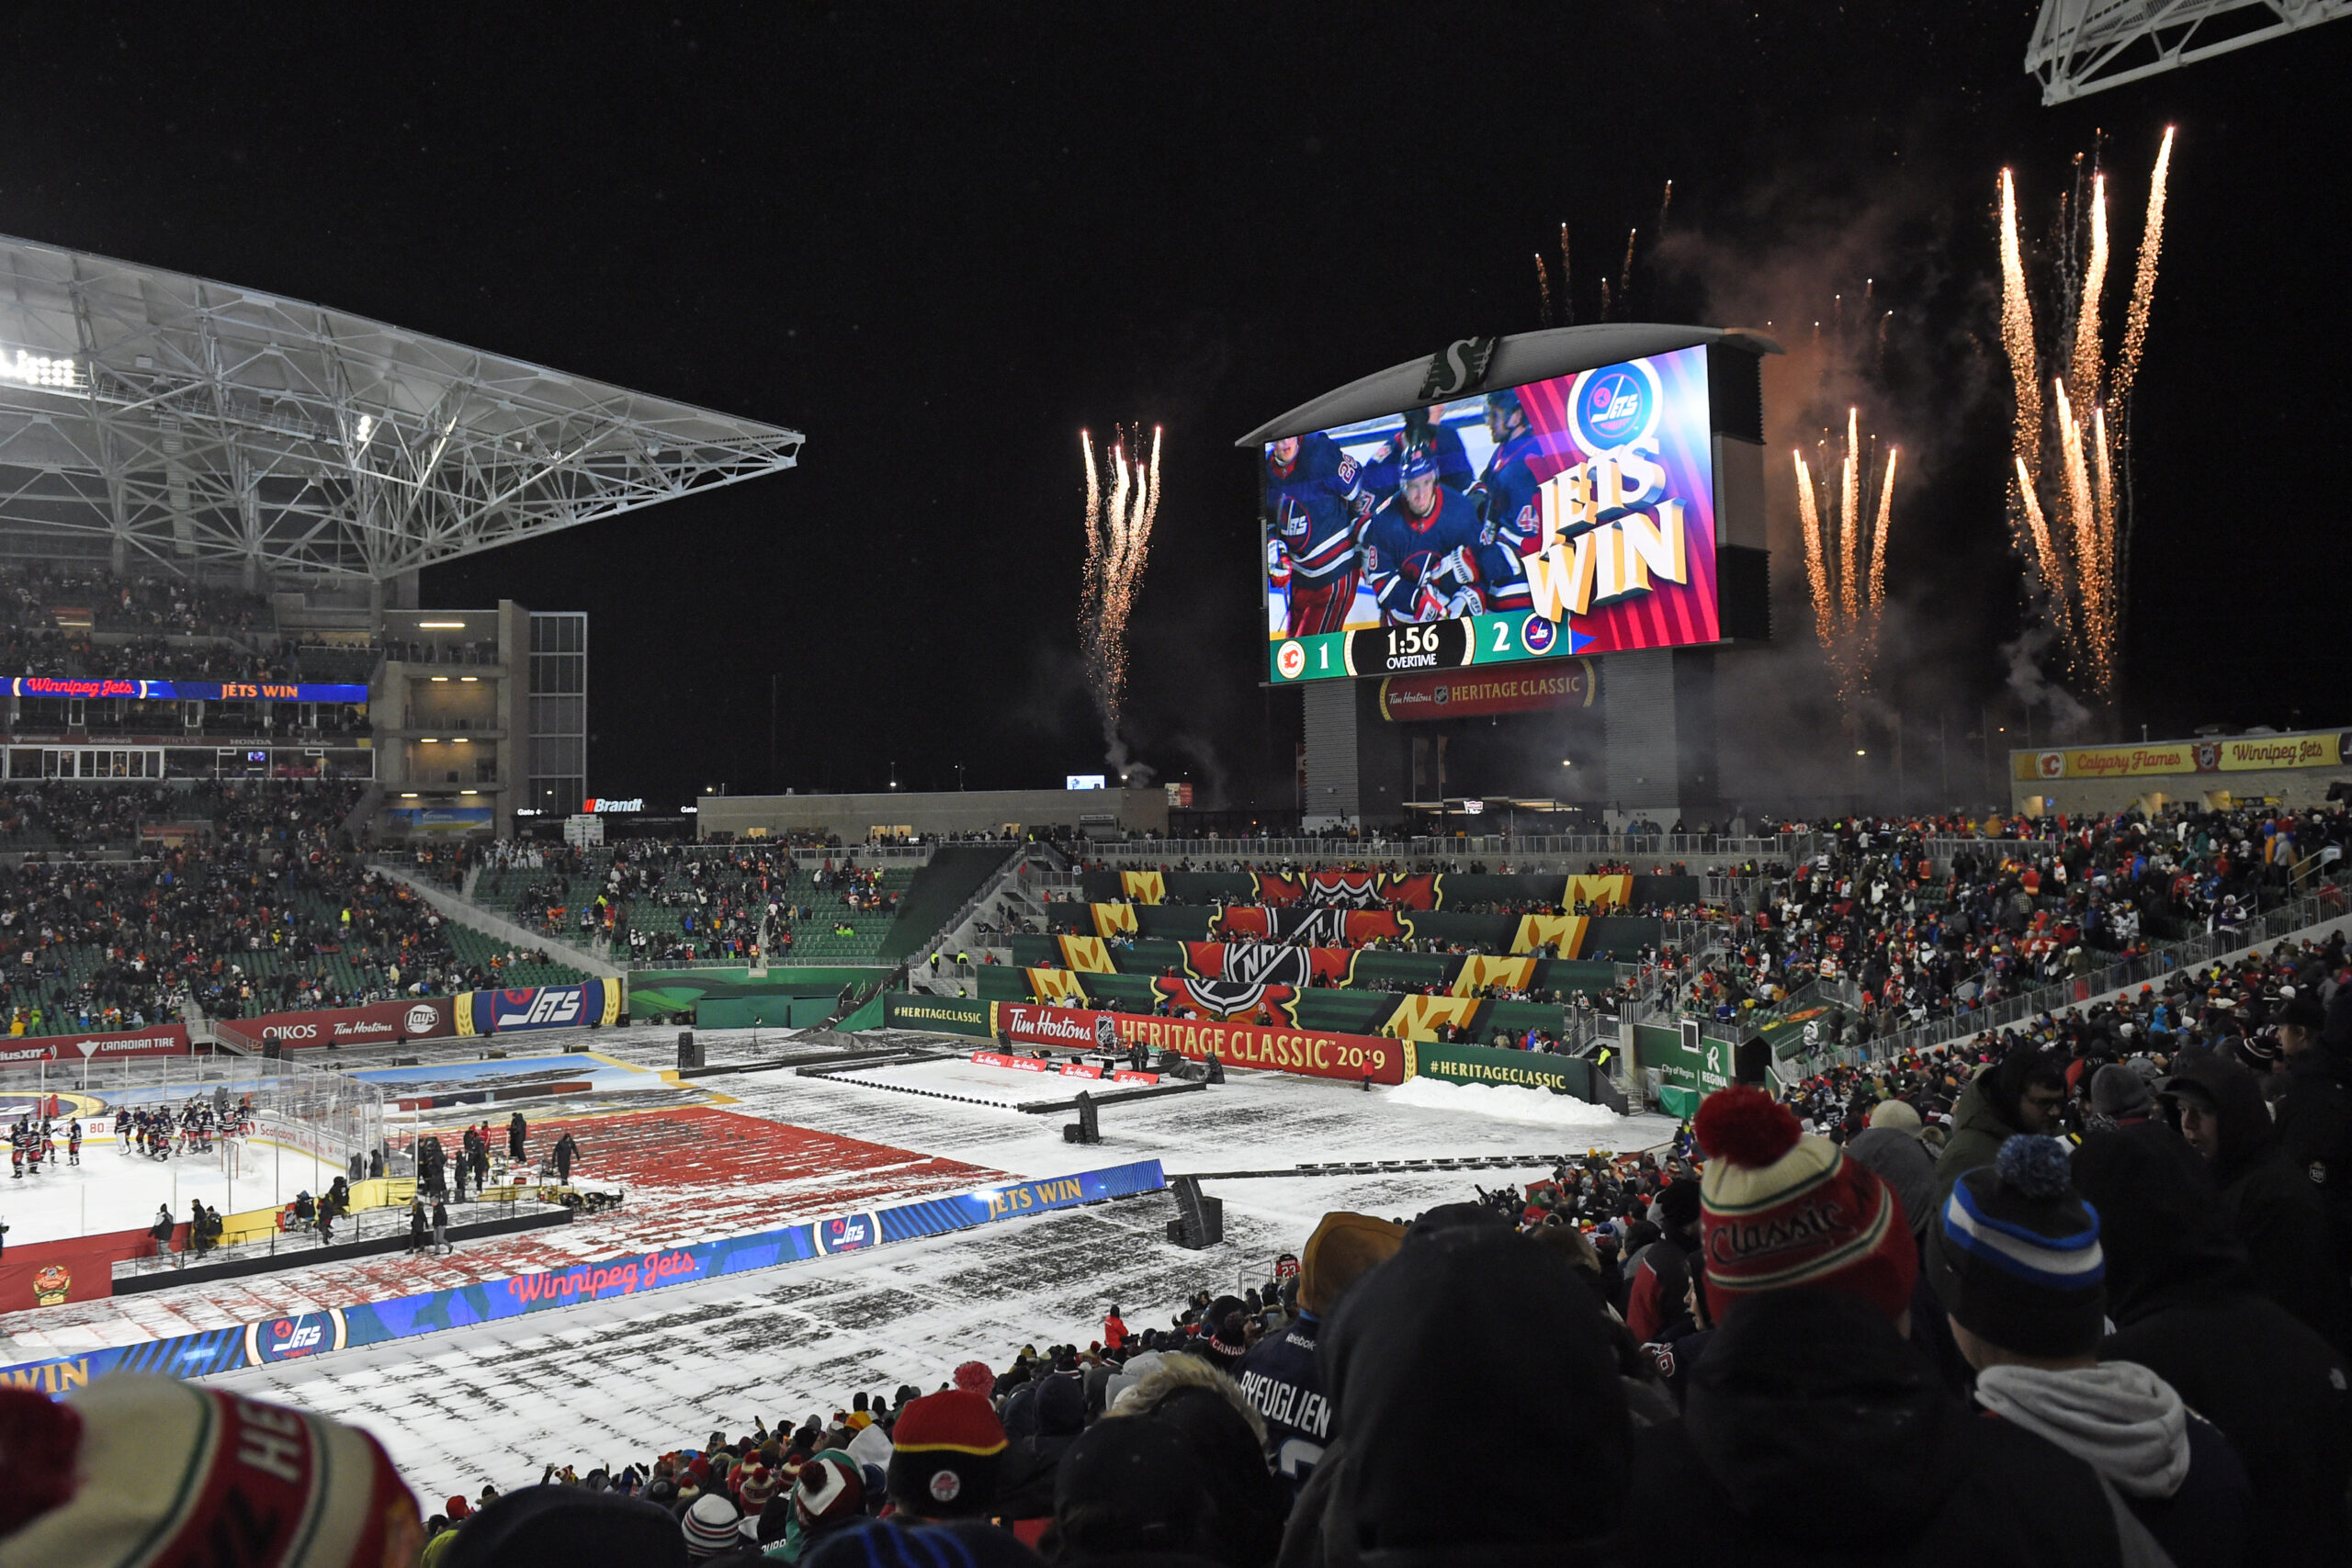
[1693,1083,1917,1320]
[1927,1134,2106,1359]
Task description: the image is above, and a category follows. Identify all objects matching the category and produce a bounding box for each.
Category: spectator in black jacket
[2073,1126,2352,1567]
[2163,1051,2352,1354]
[1928,1134,2253,1566]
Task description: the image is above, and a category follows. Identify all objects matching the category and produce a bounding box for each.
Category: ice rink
[3,1126,347,1247]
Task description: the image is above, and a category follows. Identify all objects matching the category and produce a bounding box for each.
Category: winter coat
[1624,1290,2129,1567]
[1279,1224,1629,1567]
[2074,1128,2352,1568]
[2273,1045,2352,1277]
[991,1372,1085,1520]
[1973,1360,2253,1568]
[1932,1071,2025,1201]
[1623,1228,1698,1344]
[2169,1053,2352,1354]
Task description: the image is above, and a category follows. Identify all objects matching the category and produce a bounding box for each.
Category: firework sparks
[1616,228,1638,318]
[1534,253,1555,328]
[1558,223,1574,326]
[1794,412,1900,710]
[1079,425,1162,747]
[1996,130,2174,708]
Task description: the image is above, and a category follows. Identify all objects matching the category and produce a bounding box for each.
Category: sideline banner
[1412,1041,1599,1102]
[215,999,454,1052]
[0,1024,191,1066]
[6,676,368,704]
[881,993,993,1037]
[455,979,623,1036]
[994,1002,1404,1086]
[0,1159,1167,1393]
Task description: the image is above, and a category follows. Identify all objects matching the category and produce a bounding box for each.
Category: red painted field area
[0,1107,1001,1352]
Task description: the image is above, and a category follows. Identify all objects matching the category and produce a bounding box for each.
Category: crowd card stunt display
[1265,345,1721,682]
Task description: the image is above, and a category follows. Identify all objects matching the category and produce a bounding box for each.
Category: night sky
[6,6,2346,810]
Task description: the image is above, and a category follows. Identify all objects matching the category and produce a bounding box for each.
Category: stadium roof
[1237,323,1782,447]
[0,234,803,581]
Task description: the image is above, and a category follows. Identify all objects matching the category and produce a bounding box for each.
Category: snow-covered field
[14,1037,1671,1506]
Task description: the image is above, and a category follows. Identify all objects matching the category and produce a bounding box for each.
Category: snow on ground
[1379,1076,1635,1136]
[824,1054,1094,1110]
[198,1166,1542,1508]
[14,1035,1676,1502]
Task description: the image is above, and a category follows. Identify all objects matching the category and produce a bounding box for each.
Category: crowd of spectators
[0,782,567,1032]
[1646,805,2350,1047]
[28,996,2337,1566]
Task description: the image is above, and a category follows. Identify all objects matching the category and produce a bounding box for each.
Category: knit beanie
[1297,1211,1407,1315]
[792,1455,864,1530]
[2088,1062,2154,1121]
[885,1390,1007,1517]
[680,1493,741,1560]
[0,1374,417,1568]
[736,1462,776,1511]
[1927,1134,2106,1359]
[1651,1177,1702,1232]
[1692,1083,1916,1320]
[1867,1098,1922,1132]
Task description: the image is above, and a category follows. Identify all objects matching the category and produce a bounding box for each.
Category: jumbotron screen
[1262,344,1720,683]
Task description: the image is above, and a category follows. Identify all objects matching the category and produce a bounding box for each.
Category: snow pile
[1380,1076,1628,1134]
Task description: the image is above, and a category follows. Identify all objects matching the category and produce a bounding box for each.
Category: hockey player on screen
[1466,389,1543,615]
[1361,450,1493,625]
[1359,403,1477,504]
[1264,434,1372,636]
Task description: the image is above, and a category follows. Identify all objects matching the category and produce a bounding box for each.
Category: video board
[1262,344,1719,682]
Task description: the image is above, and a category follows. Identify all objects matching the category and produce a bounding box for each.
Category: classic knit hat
[736,1462,776,1511]
[885,1390,1007,1517]
[1692,1083,1916,1320]
[1927,1134,2106,1359]
[1297,1211,1407,1315]
[681,1493,741,1560]
[0,1374,417,1568]
[792,1455,864,1529]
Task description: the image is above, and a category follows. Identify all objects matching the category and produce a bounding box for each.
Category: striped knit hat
[0,1373,416,1567]
[1692,1084,1916,1321]
[681,1492,741,1559]
[1927,1134,2106,1358]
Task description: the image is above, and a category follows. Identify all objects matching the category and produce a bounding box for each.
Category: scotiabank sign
[994,1004,1404,1086]
[217,999,453,1052]
[0,1024,192,1065]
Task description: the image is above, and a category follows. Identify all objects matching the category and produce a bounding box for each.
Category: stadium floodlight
[2027,0,2351,102]
[0,234,803,580]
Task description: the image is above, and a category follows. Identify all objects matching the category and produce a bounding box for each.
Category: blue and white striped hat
[1926,1134,2106,1358]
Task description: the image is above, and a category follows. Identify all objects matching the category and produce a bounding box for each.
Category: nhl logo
[1094,1016,1121,1051]
[928,1469,962,1504]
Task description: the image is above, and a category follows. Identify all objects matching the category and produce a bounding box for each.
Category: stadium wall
[697,787,1170,840]
[628,966,894,1024]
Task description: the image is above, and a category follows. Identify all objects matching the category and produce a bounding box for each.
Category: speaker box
[677,1031,704,1070]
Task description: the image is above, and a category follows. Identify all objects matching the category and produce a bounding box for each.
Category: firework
[1616,228,1638,318]
[1534,253,1555,328]
[1995,129,2174,707]
[1558,223,1574,327]
[1079,425,1163,747]
[1793,411,1900,710]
